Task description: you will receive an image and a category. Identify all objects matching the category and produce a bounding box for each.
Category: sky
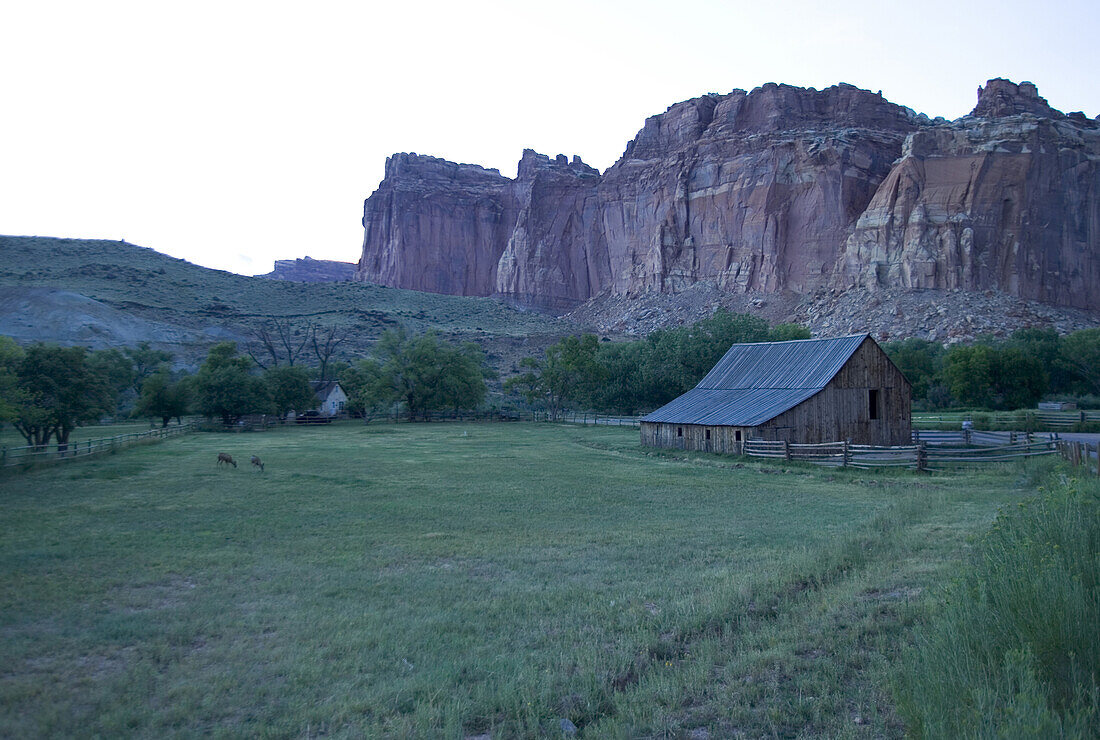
[2,0,1098,276]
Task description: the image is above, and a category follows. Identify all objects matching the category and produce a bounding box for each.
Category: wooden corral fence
[911,429,1060,446]
[554,413,642,428]
[914,410,1100,429]
[742,436,1060,471]
[1057,440,1100,476]
[1,423,197,469]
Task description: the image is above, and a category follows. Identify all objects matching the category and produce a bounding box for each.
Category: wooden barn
[641,334,910,453]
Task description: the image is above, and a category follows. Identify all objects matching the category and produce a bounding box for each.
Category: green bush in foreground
[895,469,1100,737]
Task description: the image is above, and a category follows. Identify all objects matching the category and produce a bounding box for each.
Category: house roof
[642,334,870,427]
[310,380,343,399]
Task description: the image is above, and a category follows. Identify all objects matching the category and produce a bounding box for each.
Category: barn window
[869,389,880,420]
[677,427,683,437]
[735,430,742,441]
[705,429,711,440]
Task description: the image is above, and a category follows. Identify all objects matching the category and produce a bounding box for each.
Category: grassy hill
[0,235,579,367]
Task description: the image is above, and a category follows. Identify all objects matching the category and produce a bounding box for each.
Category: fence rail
[742,436,1060,471]
[913,410,1100,429]
[1,423,197,469]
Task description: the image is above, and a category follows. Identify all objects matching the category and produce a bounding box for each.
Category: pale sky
[3,0,1098,276]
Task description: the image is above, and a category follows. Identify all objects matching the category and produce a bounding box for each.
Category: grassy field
[0,422,1038,737]
[0,420,173,450]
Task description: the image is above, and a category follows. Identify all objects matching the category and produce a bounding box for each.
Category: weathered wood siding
[641,421,748,454]
[762,339,911,445]
[641,337,911,450]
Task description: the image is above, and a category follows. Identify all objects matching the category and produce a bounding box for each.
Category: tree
[1060,329,1100,395]
[311,324,349,382]
[247,318,312,369]
[506,334,605,419]
[942,344,996,408]
[372,328,491,420]
[13,344,113,451]
[1008,328,1072,395]
[942,343,1048,410]
[124,342,172,392]
[768,323,812,341]
[192,342,271,425]
[340,358,389,420]
[593,340,646,415]
[0,336,26,426]
[263,365,317,418]
[883,338,945,404]
[994,347,1047,410]
[134,370,191,427]
[87,348,134,415]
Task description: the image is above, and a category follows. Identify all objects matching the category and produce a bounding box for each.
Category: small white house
[310,380,348,417]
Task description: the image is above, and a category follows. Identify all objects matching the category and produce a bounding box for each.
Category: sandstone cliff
[837,80,1100,311]
[356,79,1100,314]
[259,256,357,282]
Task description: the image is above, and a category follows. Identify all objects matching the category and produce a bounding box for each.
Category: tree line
[0,325,496,447]
[506,311,811,416]
[882,328,1100,410]
[5,319,1099,446]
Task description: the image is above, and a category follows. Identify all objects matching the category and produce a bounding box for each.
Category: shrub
[894,473,1100,737]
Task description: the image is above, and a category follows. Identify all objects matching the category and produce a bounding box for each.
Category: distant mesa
[258,256,357,283]
[354,78,1100,315]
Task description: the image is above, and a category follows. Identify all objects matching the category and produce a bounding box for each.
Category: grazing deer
[217,452,237,468]
[250,455,264,472]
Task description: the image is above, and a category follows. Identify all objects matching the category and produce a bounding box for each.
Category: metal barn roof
[642,334,869,426]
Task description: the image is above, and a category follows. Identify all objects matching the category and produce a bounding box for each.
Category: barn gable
[641,334,911,450]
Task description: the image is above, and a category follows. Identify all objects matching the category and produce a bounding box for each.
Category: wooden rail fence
[1056,440,1100,476]
[1,423,197,469]
[742,437,1060,471]
[914,410,1100,429]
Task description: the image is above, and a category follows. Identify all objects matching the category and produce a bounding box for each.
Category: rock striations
[259,256,357,282]
[356,79,1100,315]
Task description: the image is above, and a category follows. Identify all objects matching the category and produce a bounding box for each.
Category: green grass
[894,467,1100,737]
[0,235,575,366]
[0,423,1035,736]
[0,420,172,450]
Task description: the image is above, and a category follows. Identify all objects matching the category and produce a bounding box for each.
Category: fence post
[783,440,791,462]
[917,443,927,472]
[1,447,5,467]
[964,427,972,446]
[842,440,849,468]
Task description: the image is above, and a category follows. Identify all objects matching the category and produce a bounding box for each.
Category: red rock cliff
[356,80,1100,312]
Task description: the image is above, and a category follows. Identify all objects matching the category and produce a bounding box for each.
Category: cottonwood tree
[0,336,26,428]
[124,342,173,392]
[87,348,136,416]
[134,370,191,427]
[13,344,113,451]
[506,334,605,420]
[263,364,317,419]
[311,324,348,382]
[340,358,389,420]
[1060,329,1100,395]
[370,328,491,420]
[247,318,313,369]
[192,342,271,425]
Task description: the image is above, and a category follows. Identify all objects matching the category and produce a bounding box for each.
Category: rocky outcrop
[259,256,357,282]
[357,154,516,296]
[837,81,1100,311]
[495,150,606,311]
[597,84,918,297]
[356,79,1100,315]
